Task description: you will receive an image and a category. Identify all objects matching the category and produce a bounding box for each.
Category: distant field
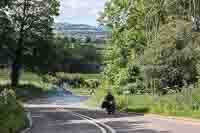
[0,69,102,84]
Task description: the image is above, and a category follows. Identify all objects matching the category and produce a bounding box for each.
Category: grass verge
[0,69,55,132]
[67,87,92,96]
[88,83,200,119]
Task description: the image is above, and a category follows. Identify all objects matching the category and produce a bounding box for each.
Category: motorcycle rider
[105,91,114,103]
[102,91,116,114]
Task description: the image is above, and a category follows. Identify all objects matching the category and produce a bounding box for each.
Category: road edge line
[146,114,200,125]
[21,111,33,133]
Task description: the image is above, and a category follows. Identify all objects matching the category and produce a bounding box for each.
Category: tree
[143,0,200,93]
[99,0,146,93]
[100,0,200,94]
[85,36,92,43]
[144,20,200,91]
[0,0,60,87]
[70,37,77,43]
[0,0,13,7]
[64,36,70,44]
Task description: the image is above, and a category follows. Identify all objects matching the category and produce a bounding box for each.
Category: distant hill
[54,23,110,42]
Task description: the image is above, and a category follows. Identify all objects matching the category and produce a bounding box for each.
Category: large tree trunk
[10,0,27,87]
[9,128,14,133]
[11,58,21,87]
[11,36,23,87]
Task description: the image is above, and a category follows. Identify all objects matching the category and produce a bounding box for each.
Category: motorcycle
[102,100,116,115]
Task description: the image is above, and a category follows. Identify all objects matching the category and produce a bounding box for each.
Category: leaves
[0,0,60,72]
[100,0,200,94]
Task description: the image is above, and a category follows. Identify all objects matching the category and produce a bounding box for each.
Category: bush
[0,89,26,133]
[42,75,58,85]
[54,72,101,88]
[84,79,100,88]
[123,83,137,94]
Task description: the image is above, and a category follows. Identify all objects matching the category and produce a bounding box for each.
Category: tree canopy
[99,0,200,94]
[0,0,60,86]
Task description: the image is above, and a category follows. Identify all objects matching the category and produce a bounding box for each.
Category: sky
[55,0,107,26]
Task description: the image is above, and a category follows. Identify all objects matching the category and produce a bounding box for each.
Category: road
[25,87,200,133]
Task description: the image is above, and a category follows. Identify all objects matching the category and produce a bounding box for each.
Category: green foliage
[0,69,44,84]
[0,0,60,86]
[88,0,200,119]
[99,0,147,95]
[115,95,127,110]
[98,0,200,95]
[0,69,54,101]
[0,89,26,133]
[144,21,200,91]
[87,80,109,106]
[85,36,92,43]
[50,35,103,73]
[90,85,200,118]
[54,72,101,89]
[125,107,150,113]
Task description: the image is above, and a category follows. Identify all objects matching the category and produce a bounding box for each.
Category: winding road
[25,87,200,133]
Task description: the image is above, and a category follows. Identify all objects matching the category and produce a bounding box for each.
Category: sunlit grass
[55,72,102,80]
[0,69,42,84]
[89,84,200,119]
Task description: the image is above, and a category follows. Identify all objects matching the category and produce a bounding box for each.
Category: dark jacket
[105,94,114,102]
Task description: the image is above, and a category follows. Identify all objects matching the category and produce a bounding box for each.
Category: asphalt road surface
[25,87,200,133]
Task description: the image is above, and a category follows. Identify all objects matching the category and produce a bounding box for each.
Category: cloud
[55,0,107,25]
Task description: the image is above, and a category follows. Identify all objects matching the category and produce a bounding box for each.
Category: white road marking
[71,113,107,133]
[72,112,116,133]
[24,104,116,133]
[21,128,31,133]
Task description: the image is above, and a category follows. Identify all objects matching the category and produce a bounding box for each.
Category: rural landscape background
[1,0,200,133]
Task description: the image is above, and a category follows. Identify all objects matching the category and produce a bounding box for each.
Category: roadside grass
[0,69,103,97]
[86,81,108,107]
[0,69,55,132]
[0,82,53,101]
[0,69,10,81]
[0,69,102,98]
[0,69,54,101]
[125,107,150,113]
[68,87,92,96]
[88,82,200,119]
[0,69,42,83]
[55,72,102,80]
